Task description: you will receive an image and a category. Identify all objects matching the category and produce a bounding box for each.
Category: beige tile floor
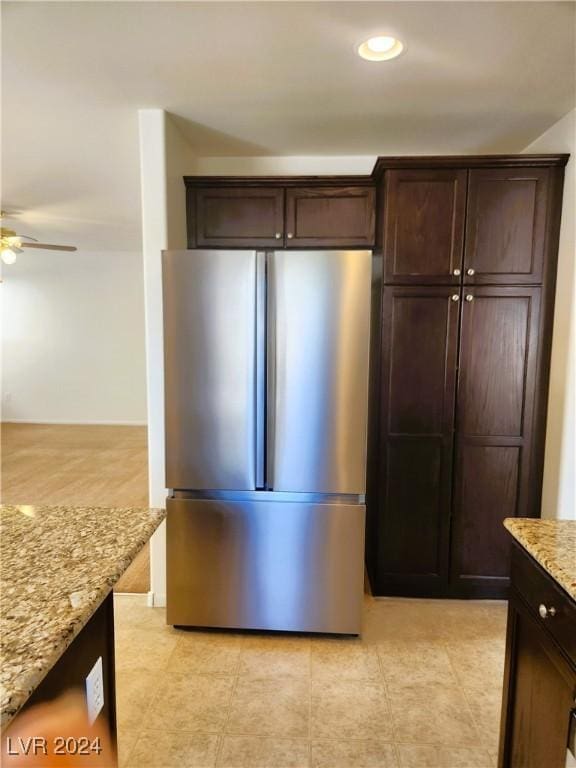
[114,594,507,768]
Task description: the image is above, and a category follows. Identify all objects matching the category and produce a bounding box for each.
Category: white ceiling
[2,1,575,249]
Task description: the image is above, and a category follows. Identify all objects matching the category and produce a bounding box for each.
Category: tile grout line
[214,637,244,767]
[443,637,488,751]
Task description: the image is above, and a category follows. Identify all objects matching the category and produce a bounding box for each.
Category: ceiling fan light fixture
[1,248,18,265]
[358,35,404,61]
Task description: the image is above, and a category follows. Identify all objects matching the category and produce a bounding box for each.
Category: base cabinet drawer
[511,544,576,665]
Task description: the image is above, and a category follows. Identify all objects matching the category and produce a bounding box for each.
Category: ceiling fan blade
[20,242,77,252]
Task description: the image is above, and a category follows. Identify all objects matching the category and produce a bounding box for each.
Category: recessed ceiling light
[358,36,404,62]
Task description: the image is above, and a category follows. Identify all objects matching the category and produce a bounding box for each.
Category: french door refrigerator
[162,249,371,634]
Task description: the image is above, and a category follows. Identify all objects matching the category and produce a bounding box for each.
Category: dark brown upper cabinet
[464,168,550,284]
[192,187,285,248]
[186,181,376,249]
[372,286,459,594]
[382,169,467,284]
[285,186,375,248]
[450,286,541,594]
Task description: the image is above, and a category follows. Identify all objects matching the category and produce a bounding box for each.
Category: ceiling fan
[0,212,77,264]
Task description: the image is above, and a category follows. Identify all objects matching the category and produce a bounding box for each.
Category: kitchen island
[0,504,165,764]
[499,518,576,768]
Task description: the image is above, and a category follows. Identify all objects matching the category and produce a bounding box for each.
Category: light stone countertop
[0,504,165,727]
[504,517,576,601]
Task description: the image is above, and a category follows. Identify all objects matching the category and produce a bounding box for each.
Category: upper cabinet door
[192,187,285,248]
[464,169,550,284]
[383,169,467,284]
[285,186,375,248]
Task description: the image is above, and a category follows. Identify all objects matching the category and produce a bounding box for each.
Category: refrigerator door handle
[265,251,276,490]
[255,252,266,489]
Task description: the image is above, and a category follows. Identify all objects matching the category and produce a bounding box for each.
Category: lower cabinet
[366,284,544,598]
[499,544,576,768]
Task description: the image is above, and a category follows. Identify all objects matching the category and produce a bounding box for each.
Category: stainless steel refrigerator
[162,249,371,634]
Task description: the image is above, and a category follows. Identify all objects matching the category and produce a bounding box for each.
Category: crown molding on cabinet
[371,154,570,179]
[184,175,374,188]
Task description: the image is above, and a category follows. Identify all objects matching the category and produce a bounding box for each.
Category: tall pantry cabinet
[366,156,568,599]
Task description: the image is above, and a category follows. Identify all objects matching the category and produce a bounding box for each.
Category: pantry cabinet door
[374,286,460,593]
[464,168,550,284]
[382,169,467,285]
[450,286,541,595]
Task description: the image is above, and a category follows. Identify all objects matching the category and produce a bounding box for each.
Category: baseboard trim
[147,590,166,608]
[2,419,148,426]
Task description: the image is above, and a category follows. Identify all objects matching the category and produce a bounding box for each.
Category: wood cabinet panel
[457,289,539,437]
[451,287,542,592]
[192,187,284,247]
[383,169,467,284]
[371,287,458,592]
[285,186,375,247]
[508,606,574,768]
[387,293,455,434]
[499,554,576,768]
[381,438,445,577]
[451,445,519,581]
[465,169,550,284]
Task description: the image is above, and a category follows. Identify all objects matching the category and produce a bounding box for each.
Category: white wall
[1,249,147,424]
[523,108,576,520]
[187,156,376,176]
[139,109,196,606]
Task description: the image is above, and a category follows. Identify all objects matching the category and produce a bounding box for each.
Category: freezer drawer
[166,497,365,634]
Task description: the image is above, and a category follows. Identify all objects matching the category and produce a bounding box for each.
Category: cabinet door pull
[465,294,474,302]
[451,294,460,302]
[275,232,282,240]
[538,603,557,619]
[453,269,461,276]
[467,268,475,276]
[287,232,294,239]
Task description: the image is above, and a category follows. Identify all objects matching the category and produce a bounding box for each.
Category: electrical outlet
[85,656,104,725]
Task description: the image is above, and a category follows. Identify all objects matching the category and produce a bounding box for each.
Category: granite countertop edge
[504,517,576,602]
[1,505,165,729]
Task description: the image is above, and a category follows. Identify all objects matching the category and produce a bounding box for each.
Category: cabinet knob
[453,269,461,276]
[275,232,282,239]
[465,294,474,302]
[451,294,460,302]
[467,268,475,276]
[287,232,294,239]
[538,603,557,619]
